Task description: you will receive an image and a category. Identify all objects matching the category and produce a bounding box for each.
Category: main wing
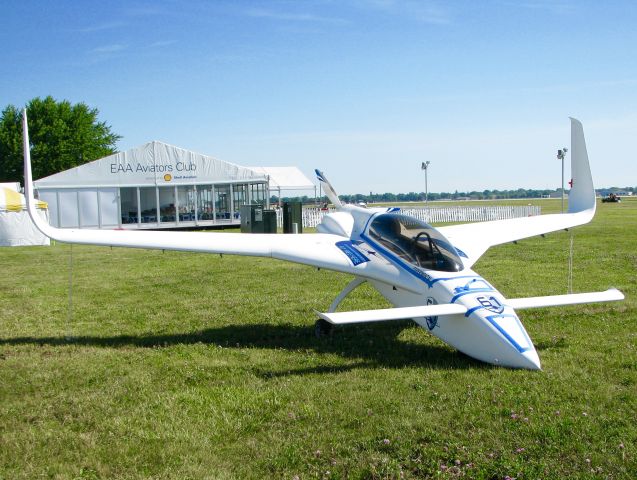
[439,118,596,267]
[317,288,624,325]
[21,110,421,292]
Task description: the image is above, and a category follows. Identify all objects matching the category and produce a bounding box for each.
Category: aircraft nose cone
[423,307,541,370]
[499,346,541,370]
[521,349,542,370]
[486,340,541,370]
[483,312,541,370]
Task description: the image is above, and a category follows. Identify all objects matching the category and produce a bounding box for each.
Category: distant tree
[0,96,121,184]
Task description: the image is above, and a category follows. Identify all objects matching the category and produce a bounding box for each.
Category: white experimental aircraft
[22,111,623,370]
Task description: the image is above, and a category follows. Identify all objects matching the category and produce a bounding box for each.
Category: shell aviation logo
[163,173,172,182]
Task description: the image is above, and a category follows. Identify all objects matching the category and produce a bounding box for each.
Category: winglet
[22,109,54,238]
[568,117,596,214]
[315,169,343,209]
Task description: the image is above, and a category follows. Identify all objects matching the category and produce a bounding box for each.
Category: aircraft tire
[314,319,334,338]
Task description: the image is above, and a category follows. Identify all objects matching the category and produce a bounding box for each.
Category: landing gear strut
[315,278,368,338]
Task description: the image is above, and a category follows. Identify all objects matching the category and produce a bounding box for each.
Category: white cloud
[79,21,127,33]
[148,40,177,48]
[499,1,576,15]
[350,0,452,25]
[92,44,128,54]
[245,8,349,25]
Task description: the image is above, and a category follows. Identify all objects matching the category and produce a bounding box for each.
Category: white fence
[276,205,541,228]
[399,205,541,224]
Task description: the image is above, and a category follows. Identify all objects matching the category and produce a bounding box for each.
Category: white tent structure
[34,141,315,230]
[0,186,50,246]
[248,166,317,202]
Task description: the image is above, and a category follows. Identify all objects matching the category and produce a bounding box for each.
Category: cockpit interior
[367,213,464,272]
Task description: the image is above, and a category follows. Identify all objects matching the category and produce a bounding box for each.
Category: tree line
[0,96,120,184]
[273,186,636,205]
[2,97,634,203]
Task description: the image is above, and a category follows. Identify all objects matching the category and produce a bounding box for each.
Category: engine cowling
[316,212,354,237]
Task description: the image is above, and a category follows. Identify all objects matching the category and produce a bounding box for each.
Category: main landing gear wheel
[314,319,334,338]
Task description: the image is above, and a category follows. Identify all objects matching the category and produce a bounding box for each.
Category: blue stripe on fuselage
[450,288,495,304]
[484,314,530,353]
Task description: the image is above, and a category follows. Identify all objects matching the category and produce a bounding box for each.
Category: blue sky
[2,1,636,194]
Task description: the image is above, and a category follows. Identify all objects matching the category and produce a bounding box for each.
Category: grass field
[1,198,635,479]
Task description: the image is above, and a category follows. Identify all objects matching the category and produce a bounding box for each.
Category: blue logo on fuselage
[425,297,438,330]
[476,295,505,314]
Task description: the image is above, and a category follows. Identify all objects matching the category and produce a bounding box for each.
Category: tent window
[215,185,230,220]
[159,187,176,223]
[233,184,248,211]
[120,188,138,224]
[139,187,157,223]
[176,185,196,222]
[250,183,266,205]
[197,185,214,220]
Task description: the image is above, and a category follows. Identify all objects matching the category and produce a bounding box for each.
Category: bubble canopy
[366,213,464,272]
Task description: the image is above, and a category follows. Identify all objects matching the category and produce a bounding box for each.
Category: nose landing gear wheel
[315,318,334,338]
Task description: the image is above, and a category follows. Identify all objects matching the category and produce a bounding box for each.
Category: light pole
[421,161,431,206]
[557,148,568,213]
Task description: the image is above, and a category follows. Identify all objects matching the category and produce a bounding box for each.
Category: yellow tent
[0,187,50,246]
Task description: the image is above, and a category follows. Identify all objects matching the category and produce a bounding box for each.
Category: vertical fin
[568,118,596,214]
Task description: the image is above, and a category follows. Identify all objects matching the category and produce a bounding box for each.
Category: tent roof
[33,141,316,191]
[247,167,315,190]
[34,141,266,188]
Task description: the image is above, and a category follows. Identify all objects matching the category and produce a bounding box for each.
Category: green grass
[1,199,635,479]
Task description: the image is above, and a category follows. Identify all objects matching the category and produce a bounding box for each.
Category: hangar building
[34,141,314,229]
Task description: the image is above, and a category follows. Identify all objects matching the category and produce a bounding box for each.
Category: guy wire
[567,231,574,294]
[66,243,73,341]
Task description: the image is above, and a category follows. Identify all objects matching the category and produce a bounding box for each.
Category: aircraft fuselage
[349,211,541,369]
[370,270,541,369]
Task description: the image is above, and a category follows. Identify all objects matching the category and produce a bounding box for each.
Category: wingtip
[607,288,625,301]
[22,108,32,194]
[314,309,335,324]
[21,108,54,239]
